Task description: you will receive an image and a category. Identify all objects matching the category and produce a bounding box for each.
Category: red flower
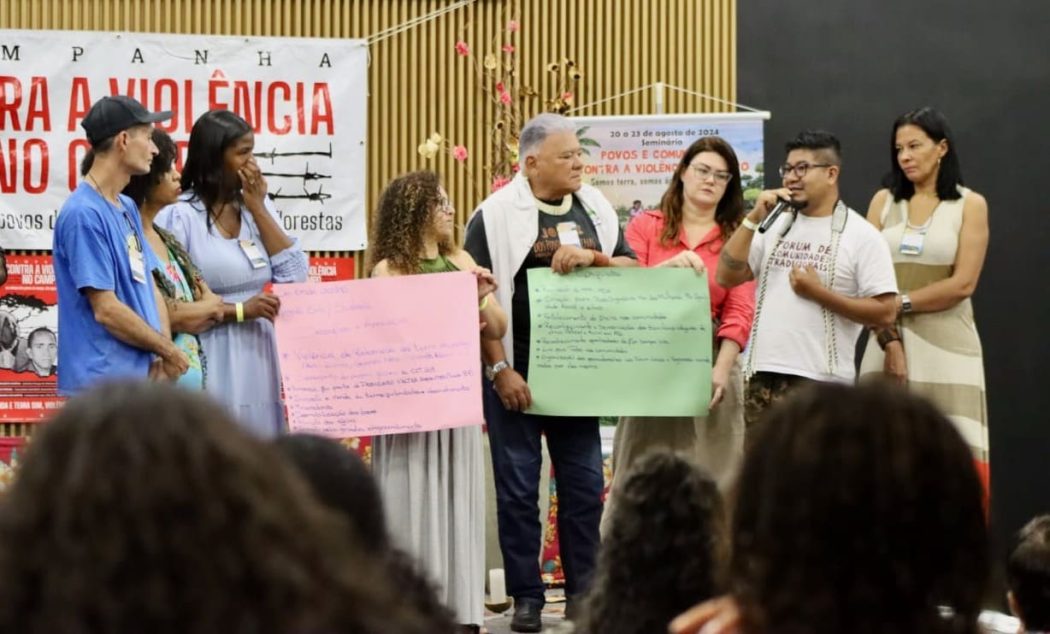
[452,145,469,162]
[499,91,512,105]
[502,44,515,54]
[562,91,574,102]
[455,41,470,56]
[491,175,512,191]
[495,82,505,93]
[507,20,520,32]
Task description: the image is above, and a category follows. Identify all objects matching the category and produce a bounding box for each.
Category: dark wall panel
[738,0,1050,571]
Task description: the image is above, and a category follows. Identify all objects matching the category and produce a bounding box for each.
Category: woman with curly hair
[670,382,989,634]
[122,128,225,389]
[574,451,724,634]
[612,136,755,497]
[0,382,430,634]
[366,170,507,633]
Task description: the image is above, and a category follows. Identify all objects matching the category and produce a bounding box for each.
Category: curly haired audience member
[671,382,988,634]
[1008,514,1050,633]
[574,451,724,634]
[273,433,459,633]
[0,382,427,634]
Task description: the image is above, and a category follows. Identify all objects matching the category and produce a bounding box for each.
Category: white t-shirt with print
[747,208,897,382]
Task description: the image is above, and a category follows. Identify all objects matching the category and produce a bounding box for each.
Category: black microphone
[757,197,798,233]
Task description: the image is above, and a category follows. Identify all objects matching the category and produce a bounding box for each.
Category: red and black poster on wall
[0,254,61,422]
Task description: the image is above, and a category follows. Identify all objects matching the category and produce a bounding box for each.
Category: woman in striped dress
[859,107,990,484]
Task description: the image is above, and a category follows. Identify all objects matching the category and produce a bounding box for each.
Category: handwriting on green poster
[526,267,712,416]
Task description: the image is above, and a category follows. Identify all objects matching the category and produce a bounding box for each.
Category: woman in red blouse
[611,136,756,498]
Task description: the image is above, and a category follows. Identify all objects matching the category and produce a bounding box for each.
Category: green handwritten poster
[526,268,712,416]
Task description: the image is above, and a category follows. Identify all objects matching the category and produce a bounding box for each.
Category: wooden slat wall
[1,0,736,249]
[0,0,735,433]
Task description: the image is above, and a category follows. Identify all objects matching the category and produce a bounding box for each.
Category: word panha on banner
[0,29,368,251]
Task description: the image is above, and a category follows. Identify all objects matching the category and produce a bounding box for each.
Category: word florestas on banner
[0,30,368,251]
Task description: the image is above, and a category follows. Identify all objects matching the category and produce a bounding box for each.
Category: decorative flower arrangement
[417,132,469,164]
[420,14,584,193]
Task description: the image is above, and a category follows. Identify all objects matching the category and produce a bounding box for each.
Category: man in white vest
[464,113,637,632]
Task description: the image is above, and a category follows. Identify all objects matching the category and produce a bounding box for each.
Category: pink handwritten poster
[273,272,483,436]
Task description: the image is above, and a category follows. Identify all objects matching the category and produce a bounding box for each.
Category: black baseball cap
[81,95,173,145]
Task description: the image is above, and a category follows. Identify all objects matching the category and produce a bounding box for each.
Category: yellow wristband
[235,302,245,323]
[479,295,490,311]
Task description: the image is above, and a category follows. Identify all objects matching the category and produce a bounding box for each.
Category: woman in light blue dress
[158,110,308,436]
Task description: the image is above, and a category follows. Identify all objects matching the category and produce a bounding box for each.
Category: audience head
[366,170,453,275]
[730,382,988,634]
[519,113,582,198]
[781,129,842,211]
[1007,514,1050,632]
[659,136,745,244]
[0,382,424,634]
[884,106,963,201]
[273,433,390,550]
[577,451,725,634]
[181,109,254,213]
[274,433,458,633]
[123,128,182,210]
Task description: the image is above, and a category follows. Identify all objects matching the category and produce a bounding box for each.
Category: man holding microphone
[717,130,898,444]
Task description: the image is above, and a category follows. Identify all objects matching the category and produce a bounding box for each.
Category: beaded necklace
[745,200,850,379]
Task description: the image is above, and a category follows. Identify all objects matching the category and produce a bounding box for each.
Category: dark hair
[181,110,252,221]
[784,129,842,166]
[274,434,458,633]
[366,170,453,276]
[26,326,55,347]
[1007,514,1050,630]
[883,107,964,202]
[658,136,745,245]
[0,382,428,634]
[576,451,725,634]
[79,136,116,176]
[730,382,988,634]
[122,128,178,207]
[273,434,389,549]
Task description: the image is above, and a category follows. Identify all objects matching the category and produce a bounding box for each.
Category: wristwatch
[900,294,913,314]
[484,360,510,381]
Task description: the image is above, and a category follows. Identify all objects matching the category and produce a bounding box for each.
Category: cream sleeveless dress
[859,187,989,463]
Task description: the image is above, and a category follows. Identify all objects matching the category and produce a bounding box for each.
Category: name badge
[127,235,147,284]
[239,240,268,269]
[899,230,925,256]
[556,222,582,247]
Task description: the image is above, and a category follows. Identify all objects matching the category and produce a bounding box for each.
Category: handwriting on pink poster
[273,272,482,436]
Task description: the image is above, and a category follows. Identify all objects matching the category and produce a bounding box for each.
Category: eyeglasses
[434,199,454,215]
[689,164,733,184]
[778,162,833,179]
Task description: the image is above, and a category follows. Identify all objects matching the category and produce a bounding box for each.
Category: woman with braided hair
[122,128,224,389]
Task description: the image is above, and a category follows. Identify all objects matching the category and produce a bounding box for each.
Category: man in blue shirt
[53,95,189,395]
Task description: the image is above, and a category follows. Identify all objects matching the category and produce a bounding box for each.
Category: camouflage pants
[743,372,815,451]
